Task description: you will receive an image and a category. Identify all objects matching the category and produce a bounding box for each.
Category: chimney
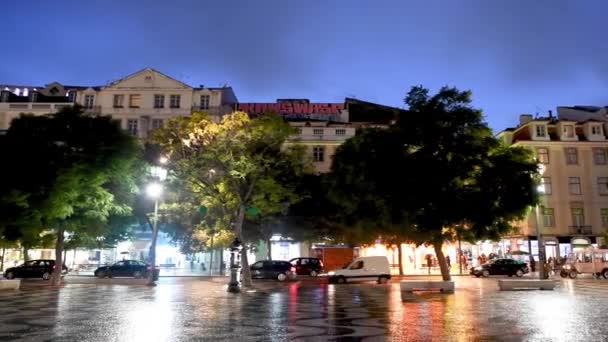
[519,114,533,125]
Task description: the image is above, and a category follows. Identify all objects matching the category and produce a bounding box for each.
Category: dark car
[94,260,159,279]
[250,260,297,281]
[4,259,68,280]
[470,258,529,278]
[289,257,324,276]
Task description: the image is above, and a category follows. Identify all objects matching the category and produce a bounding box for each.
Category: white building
[0,68,238,136]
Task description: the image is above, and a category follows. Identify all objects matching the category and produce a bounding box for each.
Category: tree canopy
[327,86,538,280]
[0,106,144,284]
[150,111,309,286]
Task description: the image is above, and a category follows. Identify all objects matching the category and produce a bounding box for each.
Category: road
[1,276,608,341]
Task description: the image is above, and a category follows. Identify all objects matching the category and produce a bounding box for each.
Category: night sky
[2,0,607,131]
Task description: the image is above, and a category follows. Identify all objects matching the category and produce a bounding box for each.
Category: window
[200,95,210,110]
[563,125,575,138]
[535,125,547,137]
[569,177,582,195]
[542,208,555,227]
[313,128,324,135]
[84,94,94,109]
[313,146,325,162]
[541,177,552,195]
[571,207,585,227]
[129,94,141,108]
[537,148,549,164]
[127,119,138,136]
[594,148,607,165]
[598,177,608,195]
[113,94,124,108]
[335,129,346,136]
[592,125,603,135]
[602,209,608,228]
[31,92,38,102]
[67,90,76,103]
[349,261,364,270]
[565,148,578,165]
[170,95,181,108]
[151,119,163,130]
[154,95,165,109]
[1,91,9,102]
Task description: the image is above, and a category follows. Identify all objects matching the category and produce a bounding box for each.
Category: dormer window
[592,125,603,136]
[563,125,575,138]
[535,125,547,137]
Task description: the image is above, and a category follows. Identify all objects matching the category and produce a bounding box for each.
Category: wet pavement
[1,276,608,341]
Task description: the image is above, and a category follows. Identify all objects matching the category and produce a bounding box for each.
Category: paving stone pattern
[0,277,608,341]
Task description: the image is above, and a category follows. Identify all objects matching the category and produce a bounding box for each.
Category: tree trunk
[267,237,272,260]
[23,246,29,262]
[233,205,252,287]
[397,244,404,276]
[51,227,65,286]
[433,242,451,281]
[0,247,5,272]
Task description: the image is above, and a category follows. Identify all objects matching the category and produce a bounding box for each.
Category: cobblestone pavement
[1,276,608,341]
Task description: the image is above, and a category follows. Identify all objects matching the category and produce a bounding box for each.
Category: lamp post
[146,159,167,286]
[227,237,243,293]
[535,164,547,280]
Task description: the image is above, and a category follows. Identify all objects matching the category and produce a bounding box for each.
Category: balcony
[0,102,74,112]
[569,225,593,235]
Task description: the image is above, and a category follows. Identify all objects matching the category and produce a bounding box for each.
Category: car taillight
[290,267,296,273]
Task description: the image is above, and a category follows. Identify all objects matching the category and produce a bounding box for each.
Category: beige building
[0,68,238,138]
[498,114,608,259]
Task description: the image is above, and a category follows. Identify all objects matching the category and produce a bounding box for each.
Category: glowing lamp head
[146,182,163,199]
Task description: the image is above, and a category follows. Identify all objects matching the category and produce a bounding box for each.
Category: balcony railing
[569,225,593,235]
[0,102,74,112]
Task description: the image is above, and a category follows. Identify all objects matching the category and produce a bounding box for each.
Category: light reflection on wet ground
[1,277,608,341]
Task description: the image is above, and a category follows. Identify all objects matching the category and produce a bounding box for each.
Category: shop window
[536,147,549,164]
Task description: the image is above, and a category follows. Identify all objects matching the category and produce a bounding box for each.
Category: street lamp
[146,159,168,286]
[534,163,547,280]
[227,237,243,293]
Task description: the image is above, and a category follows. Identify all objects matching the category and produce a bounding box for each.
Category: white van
[327,256,391,284]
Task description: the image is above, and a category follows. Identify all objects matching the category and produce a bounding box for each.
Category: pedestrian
[425,254,432,274]
[446,255,451,270]
[529,255,536,273]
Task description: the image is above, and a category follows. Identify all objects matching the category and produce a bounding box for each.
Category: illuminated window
[541,177,552,195]
[129,94,141,108]
[536,148,549,164]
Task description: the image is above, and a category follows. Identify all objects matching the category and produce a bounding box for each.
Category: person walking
[529,255,536,273]
[446,255,451,270]
[425,254,432,274]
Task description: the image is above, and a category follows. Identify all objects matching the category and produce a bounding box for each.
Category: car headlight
[328,271,335,276]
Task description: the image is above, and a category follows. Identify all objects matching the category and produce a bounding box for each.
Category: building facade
[498,114,608,260]
[0,68,238,136]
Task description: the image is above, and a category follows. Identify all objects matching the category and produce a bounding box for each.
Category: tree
[151,112,308,286]
[0,106,143,285]
[327,86,538,281]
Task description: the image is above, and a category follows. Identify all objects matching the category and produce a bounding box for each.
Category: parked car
[94,260,159,279]
[4,259,68,280]
[249,260,297,281]
[289,257,324,276]
[470,258,529,278]
[328,256,391,284]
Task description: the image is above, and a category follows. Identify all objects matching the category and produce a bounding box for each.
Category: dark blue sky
[2,1,607,131]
